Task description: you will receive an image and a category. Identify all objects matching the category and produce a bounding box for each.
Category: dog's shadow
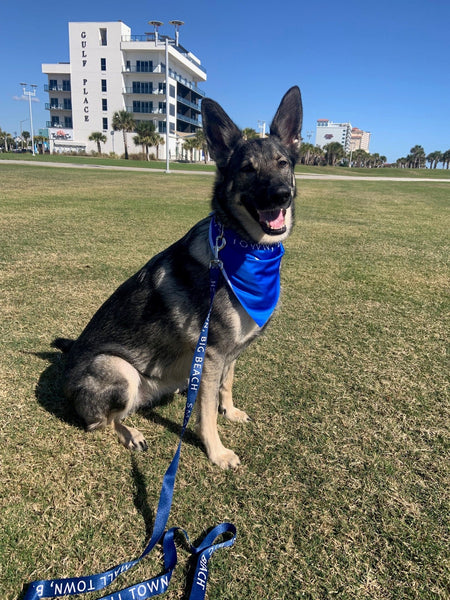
[33,351,202,449]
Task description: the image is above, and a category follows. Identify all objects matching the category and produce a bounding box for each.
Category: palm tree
[409,145,426,169]
[192,128,209,163]
[183,138,197,162]
[154,134,165,160]
[426,151,442,169]
[242,127,258,140]
[88,131,107,154]
[22,131,31,151]
[323,142,345,166]
[298,142,315,165]
[112,110,135,159]
[133,121,158,160]
[441,149,450,169]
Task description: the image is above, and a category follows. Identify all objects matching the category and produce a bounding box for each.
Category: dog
[52,86,303,469]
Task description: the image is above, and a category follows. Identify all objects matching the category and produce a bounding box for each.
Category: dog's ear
[201,99,243,169]
[270,86,303,161]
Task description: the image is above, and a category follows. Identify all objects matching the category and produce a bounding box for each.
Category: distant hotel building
[42,21,207,156]
[315,119,371,154]
[350,127,371,153]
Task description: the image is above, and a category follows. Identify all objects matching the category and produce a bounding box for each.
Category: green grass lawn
[1,152,450,179]
[0,164,448,599]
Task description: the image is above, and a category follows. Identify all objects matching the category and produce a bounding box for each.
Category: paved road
[2,159,450,182]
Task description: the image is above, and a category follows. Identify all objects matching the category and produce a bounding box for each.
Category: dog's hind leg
[72,354,148,451]
[218,361,251,423]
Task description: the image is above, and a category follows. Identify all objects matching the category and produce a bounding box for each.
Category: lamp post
[20,83,38,156]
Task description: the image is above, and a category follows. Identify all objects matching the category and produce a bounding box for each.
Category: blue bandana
[209,217,285,327]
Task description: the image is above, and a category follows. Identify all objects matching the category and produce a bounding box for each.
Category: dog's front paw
[220,406,251,423]
[209,448,241,470]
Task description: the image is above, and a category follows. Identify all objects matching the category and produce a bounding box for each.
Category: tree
[409,145,426,169]
[22,131,31,151]
[323,142,345,166]
[298,142,315,165]
[183,138,197,162]
[242,128,258,140]
[88,131,107,154]
[426,151,442,169]
[154,134,165,160]
[441,150,450,169]
[192,128,209,163]
[133,121,158,160]
[112,110,135,159]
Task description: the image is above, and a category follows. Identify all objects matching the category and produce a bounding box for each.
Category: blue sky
[1,0,449,163]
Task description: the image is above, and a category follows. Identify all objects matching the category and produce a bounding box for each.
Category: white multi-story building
[315,119,352,152]
[42,21,207,157]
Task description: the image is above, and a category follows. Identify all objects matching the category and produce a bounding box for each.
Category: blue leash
[24,239,236,600]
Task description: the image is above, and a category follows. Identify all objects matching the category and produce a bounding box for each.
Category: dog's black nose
[269,185,292,207]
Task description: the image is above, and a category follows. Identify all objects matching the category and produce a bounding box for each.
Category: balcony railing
[177,95,200,111]
[122,64,163,74]
[44,84,71,92]
[46,121,73,128]
[45,103,72,111]
[177,113,200,126]
[125,107,166,116]
[123,87,167,95]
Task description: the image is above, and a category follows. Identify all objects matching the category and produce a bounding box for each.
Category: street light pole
[20,83,38,156]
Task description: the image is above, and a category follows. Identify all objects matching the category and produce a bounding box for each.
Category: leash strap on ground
[23,261,236,600]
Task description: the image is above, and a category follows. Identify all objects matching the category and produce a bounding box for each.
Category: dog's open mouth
[257,208,287,235]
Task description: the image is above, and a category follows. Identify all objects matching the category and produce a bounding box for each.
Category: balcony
[46,121,73,129]
[177,95,200,111]
[177,113,200,126]
[45,103,72,111]
[126,106,166,116]
[122,64,162,74]
[44,84,71,92]
[123,87,166,95]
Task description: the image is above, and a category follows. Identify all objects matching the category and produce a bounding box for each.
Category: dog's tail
[52,337,75,353]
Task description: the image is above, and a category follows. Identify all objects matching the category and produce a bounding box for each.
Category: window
[63,98,72,110]
[101,79,107,92]
[158,121,166,134]
[132,81,153,94]
[64,117,73,128]
[169,122,175,134]
[169,84,175,98]
[102,118,108,130]
[100,28,107,46]
[101,58,106,71]
[136,60,152,73]
[132,101,153,113]
[50,98,59,109]
[62,80,71,91]
[158,82,166,93]
[51,116,60,127]
[158,101,166,113]
[49,79,58,91]
[169,104,175,117]
[102,98,108,111]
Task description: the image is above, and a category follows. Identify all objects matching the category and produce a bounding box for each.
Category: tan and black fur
[53,86,303,469]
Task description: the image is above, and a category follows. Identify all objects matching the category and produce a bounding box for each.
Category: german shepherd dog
[53,86,302,469]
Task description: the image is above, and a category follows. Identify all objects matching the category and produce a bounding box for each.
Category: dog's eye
[240,163,255,173]
[278,159,289,169]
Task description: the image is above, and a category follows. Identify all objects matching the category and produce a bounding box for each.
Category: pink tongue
[259,209,285,230]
